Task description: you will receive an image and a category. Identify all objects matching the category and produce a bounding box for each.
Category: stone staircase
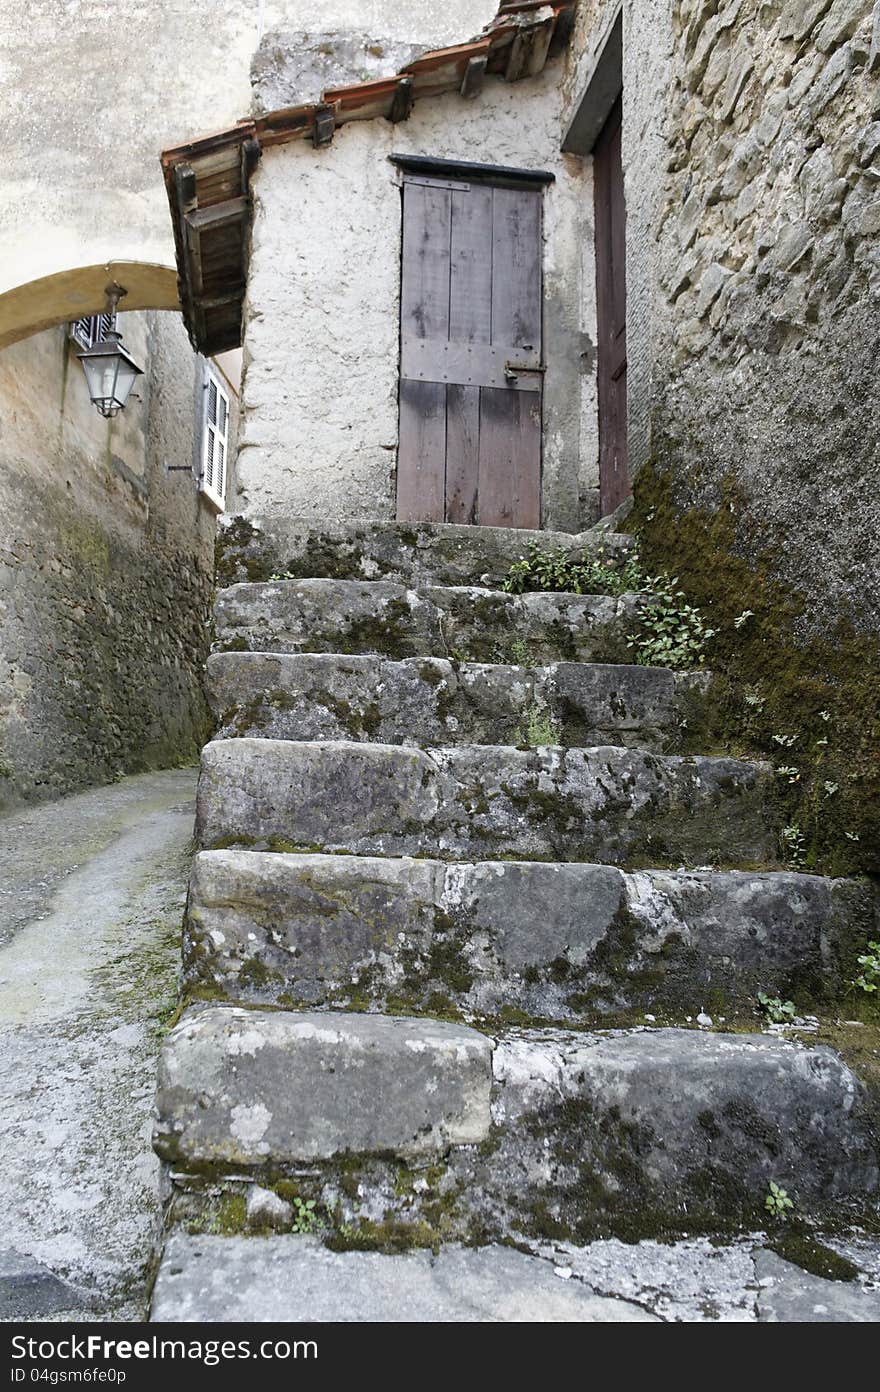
[152,519,879,1317]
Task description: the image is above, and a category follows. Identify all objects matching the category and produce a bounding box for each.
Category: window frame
[199,363,230,511]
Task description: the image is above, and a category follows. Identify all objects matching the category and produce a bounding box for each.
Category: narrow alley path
[0,769,197,1320]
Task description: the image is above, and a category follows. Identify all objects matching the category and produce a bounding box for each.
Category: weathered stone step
[151,1234,658,1322]
[154,1011,878,1237]
[185,851,874,1020]
[216,515,634,590]
[154,1007,492,1168]
[150,1230,880,1323]
[213,579,640,665]
[197,737,778,868]
[207,651,709,751]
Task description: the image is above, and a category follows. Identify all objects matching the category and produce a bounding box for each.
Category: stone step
[196,737,778,868]
[154,1007,492,1169]
[154,1011,879,1237]
[207,651,709,751]
[184,851,874,1020]
[150,1230,880,1323]
[213,579,640,665]
[216,515,634,590]
[150,1234,658,1323]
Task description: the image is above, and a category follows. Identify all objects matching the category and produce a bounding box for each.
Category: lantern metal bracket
[103,282,128,316]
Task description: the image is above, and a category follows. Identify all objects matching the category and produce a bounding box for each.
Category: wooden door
[397,174,543,529]
[594,97,630,516]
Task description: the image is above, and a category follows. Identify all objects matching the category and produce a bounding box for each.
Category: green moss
[767,1231,860,1282]
[328,599,414,659]
[325,1217,442,1254]
[215,517,262,587]
[187,1190,248,1236]
[427,914,474,994]
[238,957,284,990]
[628,462,880,875]
[312,691,382,739]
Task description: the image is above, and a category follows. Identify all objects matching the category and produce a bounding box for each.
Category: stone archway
[0,262,180,351]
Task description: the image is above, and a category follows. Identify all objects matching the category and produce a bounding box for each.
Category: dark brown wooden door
[397,174,543,528]
[594,97,630,516]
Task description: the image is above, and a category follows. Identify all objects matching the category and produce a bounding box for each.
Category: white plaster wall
[0,1,498,302]
[238,64,594,531]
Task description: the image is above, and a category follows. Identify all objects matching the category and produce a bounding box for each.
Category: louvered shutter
[200,367,230,509]
[70,312,117,349]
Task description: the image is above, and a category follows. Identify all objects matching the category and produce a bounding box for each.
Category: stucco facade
[0,2,498,339]
[238,58,598,531]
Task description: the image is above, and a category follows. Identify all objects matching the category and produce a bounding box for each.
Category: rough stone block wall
[649,0,880,636]
[0,312,219,810]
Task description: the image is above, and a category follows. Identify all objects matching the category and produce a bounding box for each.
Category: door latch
[504,360,547,381]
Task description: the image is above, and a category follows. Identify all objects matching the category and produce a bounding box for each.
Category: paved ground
[0,770,198,1320]
[152,1231,880,1323]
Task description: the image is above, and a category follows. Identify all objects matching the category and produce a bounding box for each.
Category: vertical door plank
[449,185,493,343]
[446,185,493,523]
[445,384,480,523]
[479,186,543,528]
[478,387,541,529]
[397,379,447,522]
[398,181,452,521]
[490,186,542,352]
[400,181,452,340]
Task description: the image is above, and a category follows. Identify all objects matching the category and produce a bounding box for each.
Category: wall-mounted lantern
[77,283,143,418]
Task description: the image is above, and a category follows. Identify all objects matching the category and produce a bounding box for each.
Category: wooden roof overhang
[160,2,575,356]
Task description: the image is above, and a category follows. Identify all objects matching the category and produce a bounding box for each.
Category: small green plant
[501,542,642,598]
[777,765,800,785]
[780,823,806,867]
[764,1181,795,1220]
[268,570,296,580]
[627,576,715,671]
[290,1197,321,1234]
[501,545,714,671]
[514,704,562,747]
[853,941,880,994]
[757,991,798,1024]
[509,639,529,666]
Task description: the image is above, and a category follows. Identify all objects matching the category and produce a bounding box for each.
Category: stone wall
[645,0,880,637]
[238,56,597,532]
[0,312,233,809]
[564,0,880,872]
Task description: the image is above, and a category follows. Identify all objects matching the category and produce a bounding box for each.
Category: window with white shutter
[70,312,116,349]
[199,365,230,510]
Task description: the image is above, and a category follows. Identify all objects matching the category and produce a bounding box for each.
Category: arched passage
[0,262,180,350]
